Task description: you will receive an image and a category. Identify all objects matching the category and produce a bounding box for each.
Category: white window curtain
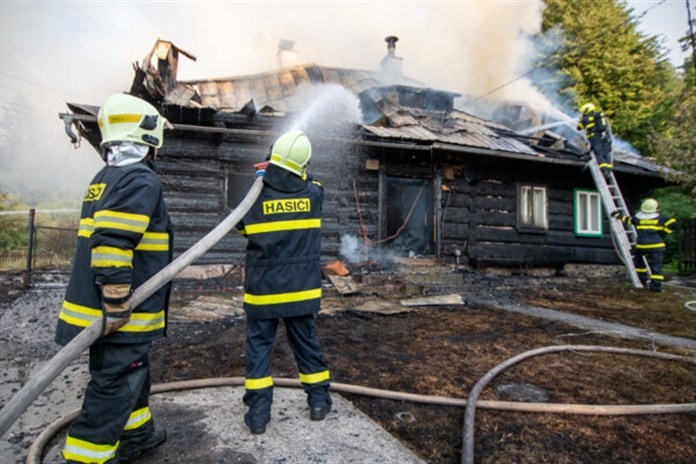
[520,185,547,229]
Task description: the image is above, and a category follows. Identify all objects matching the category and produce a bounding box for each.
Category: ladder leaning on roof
[586,156,643,288]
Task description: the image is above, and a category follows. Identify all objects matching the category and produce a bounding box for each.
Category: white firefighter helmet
[268,130,312,178]
[640,198,659,214]
[580,103,596,114]
[98,93,172,149]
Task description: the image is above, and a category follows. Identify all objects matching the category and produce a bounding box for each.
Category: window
[574,189,603,237]
[518,184,547,232]
[225,162,257,212]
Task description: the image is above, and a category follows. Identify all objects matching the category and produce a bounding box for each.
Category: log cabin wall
[155,125,661,268]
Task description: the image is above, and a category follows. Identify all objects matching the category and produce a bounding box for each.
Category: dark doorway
[385,176,434,255]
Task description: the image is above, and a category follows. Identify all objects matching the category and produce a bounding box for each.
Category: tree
[650,79,696,194]
[0,188,27,254]
[538,0,680,153]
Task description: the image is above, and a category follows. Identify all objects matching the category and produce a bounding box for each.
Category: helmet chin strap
[103,142,150,167]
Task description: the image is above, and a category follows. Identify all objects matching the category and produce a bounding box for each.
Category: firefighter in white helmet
[235,130,331,434]
[577,102,614,177]
[56,93,173,462]
[612,198,677,292]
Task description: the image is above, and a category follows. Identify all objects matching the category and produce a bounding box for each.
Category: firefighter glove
[101,283,132,335]
[610,210,622,219]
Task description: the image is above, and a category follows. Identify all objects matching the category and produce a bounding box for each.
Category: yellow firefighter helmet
[98,93,172,149]
[640,198,659,214]
[268,130,312,178]
[580,103,596,114]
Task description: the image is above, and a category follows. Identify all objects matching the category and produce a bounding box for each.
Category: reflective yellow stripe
[91,246,134,268]
[94,210,149,234]
[245,376,273,390]
[59,301,101,327]
[124,406,152,431]
[636,243,665,249]
[108,113,143,124]
[120,311,166,332]
[636,268,648,273]
[636,225,662,231]
[244,219,321,235]
[63,435,118,463]
[299,370,330,385]
[135,232,170,251]
[78,218,94,238]
[651,275,664,281]
[598,163,613,169]
[244,288,322,306]
[59,301,164,333]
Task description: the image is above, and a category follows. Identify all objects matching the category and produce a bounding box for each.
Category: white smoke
[340,234,403,265]
[1,2,552,202]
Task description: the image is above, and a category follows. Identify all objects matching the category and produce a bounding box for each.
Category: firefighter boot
[310,404,331,421]
[244,407,271,434]
[649,282,663,292]
[309,391,332,421]
[118,426,167,462]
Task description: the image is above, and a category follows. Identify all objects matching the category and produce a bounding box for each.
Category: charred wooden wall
[157,124,659,268]
[157,128,377,265]
[436,151,651,267]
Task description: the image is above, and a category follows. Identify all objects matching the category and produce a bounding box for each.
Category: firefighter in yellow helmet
[235,130,331,434]
[611,198,677,292]
[56,93,173,462]
[577,103,614,177]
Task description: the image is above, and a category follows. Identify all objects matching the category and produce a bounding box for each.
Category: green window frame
[574,188,603,237]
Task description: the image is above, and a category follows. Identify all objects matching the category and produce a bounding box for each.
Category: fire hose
[0,176,264,439]
[25,346,696,463]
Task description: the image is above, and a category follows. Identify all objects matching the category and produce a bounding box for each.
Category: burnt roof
[65,39,665,177]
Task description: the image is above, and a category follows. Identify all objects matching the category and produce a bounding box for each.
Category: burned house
[62,38,667,271]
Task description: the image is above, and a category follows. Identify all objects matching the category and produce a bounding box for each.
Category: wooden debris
[353,300,416,315]
[326,275,361,295]
[399,293,464,307]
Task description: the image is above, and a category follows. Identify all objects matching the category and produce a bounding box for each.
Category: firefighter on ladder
[612,198,677,292]
[56,93,173,463]
[235,130,332,435]
[577,103,614,177]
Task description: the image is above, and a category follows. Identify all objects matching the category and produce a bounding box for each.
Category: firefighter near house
[612,198,677,293]
[56,93,173,463]
[577,103,614,177]
[235,130,332,435]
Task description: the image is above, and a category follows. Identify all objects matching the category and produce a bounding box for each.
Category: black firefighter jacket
[620,212,676,251]
[236,165,323,320]
[56,159,173,346]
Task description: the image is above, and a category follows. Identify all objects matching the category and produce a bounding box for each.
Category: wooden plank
[326,275,361,295]
[400,294,464,306]
[352,300,416,315]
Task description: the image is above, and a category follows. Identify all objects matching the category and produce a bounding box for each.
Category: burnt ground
[149,262,696,464]
[2,262,696,463]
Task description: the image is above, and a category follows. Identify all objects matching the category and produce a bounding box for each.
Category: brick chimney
[277,39,298,68]
[380,35,403,82]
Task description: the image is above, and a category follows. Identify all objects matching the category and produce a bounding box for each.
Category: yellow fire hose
[0,177,264,439]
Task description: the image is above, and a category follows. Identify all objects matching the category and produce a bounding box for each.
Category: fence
[679,218,696,274]
[0,209,77,286]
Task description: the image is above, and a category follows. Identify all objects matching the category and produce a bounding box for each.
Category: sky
[0,0,692,205]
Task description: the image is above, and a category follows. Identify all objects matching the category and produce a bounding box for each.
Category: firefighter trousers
[243,314,331,426]
[634,248,664,290]
[63,342,154,463]
[590,135,613,171]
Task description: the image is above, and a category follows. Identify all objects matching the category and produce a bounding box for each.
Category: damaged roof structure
[62,38,669,269]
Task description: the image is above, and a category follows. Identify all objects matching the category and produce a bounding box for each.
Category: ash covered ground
[2,262,696,463]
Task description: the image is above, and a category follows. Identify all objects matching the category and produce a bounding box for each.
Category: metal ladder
[586,156,643,288]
